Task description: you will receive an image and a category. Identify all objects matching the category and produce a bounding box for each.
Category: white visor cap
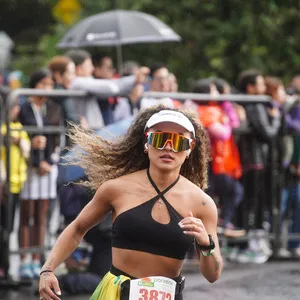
[145,110,195,137]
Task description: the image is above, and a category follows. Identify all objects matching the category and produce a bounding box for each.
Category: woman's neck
[148,166,180,191]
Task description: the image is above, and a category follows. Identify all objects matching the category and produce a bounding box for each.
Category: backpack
[60,183,91,219]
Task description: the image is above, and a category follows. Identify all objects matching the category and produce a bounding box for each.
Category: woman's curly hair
[67,105,210,191]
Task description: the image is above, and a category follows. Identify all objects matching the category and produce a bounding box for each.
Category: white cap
[145,110,195,137]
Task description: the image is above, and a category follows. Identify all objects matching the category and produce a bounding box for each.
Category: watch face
[196,234,215,251]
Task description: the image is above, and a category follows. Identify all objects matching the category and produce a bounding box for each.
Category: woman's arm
[71,75,135,97]
[196,196,223,282]
[41,180,116,273]
[39,180,117,299]
[71,67,149,98]
[222,101,241,128]
[179,192,223,283]
[207,122,232,141]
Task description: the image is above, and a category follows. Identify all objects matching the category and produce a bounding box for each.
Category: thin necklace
[158,199,164,208]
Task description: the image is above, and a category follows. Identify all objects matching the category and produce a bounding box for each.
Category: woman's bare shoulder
[180,177,217,215]
[120,169,147,181]
[99,169,147,193]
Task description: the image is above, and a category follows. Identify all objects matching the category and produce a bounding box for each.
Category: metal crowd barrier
[143,91,271,103]
[1,89,88,284]
[0,88,298,285]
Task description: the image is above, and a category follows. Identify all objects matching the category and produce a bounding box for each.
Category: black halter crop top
[112,169,194,260]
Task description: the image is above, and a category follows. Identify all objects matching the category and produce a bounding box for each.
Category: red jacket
[197,103,242,179]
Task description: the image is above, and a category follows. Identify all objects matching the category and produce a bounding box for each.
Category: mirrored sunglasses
[146,131,195,152]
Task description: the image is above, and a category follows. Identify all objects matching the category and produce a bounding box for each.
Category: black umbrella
[57,9,181,69]
[57,10,181,47]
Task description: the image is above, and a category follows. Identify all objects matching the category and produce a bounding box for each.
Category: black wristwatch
[196,234,215,251]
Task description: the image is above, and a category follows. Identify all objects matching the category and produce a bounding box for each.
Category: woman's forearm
[41,221,85,272]
[197,248,223,283]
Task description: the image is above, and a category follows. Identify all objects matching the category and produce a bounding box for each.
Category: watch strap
[195,234,215,251]
[200,248,215,257]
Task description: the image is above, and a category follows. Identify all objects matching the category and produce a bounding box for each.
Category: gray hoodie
[70,75,136,129]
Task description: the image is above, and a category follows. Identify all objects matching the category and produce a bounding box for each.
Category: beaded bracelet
[40,270,53,276]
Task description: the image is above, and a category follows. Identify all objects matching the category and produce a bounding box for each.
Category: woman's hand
[39,271,61,300]
[233,103,247,121]
[267,107,280,118]
[11,136,20,145]
[179,211,210,246]
[39,161,52,176]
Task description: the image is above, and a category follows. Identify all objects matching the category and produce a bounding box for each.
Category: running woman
[39,106,223,300]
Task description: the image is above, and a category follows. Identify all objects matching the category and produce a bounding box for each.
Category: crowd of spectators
[0,50,299,292]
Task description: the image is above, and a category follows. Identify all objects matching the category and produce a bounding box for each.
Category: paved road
[184,261,300,300]
[1,261,299,300]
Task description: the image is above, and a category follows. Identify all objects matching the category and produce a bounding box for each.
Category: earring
[186,149,191,159]
[144,143,148,153]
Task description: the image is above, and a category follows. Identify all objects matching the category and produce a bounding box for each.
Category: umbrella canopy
[57,9,181,48]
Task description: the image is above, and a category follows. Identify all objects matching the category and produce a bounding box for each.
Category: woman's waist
[112,247,183,279]
[110,265,183,283]
[110,264,186,299]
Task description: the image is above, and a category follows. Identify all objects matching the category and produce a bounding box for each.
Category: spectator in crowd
[169,73,183,109]
[65,50,104,130]
[48,55,83,126]
[65,49,148,130]
[0,71,4,86]
[18,68,58,279]
[214,77,249,134]
[169,73,178,93]
[265,76,299,168]
[287,74,300,95]
[114,61,144,122]
[92,53,116,125]
[214,77,231,95]
[0,161,6,279]
[214,77,248,125]
[120,61,140,77]
[140,63,174,109]
[191,78,245,238]
[285,134,300,256]
[48,55,87,150]
[0,102,30,278]
[113,84,144,122]
[265,76,300,258]
[92,54,115,80]
[236,69,281,263]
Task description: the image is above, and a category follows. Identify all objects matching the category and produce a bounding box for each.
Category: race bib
[129,276,176,300]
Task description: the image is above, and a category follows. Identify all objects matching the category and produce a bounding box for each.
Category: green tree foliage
[0,0,57,78]
[1,0,300,87]
[119,0,300,87]
[0,0,56,43]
